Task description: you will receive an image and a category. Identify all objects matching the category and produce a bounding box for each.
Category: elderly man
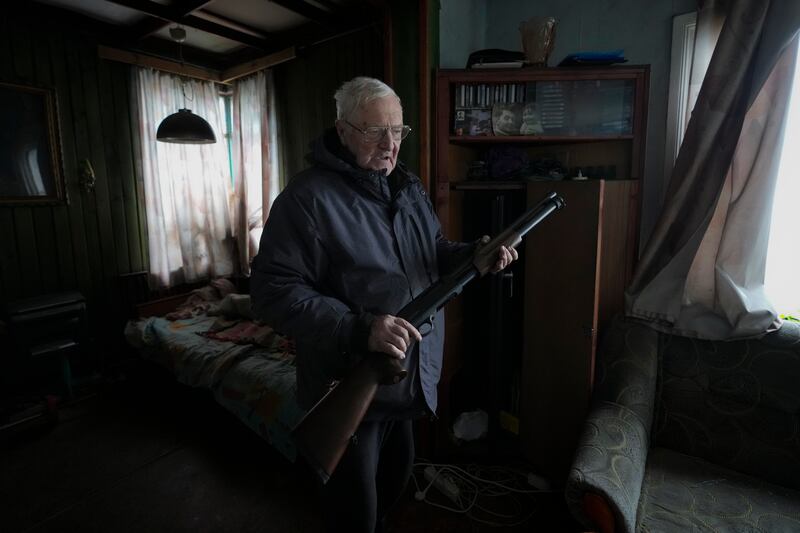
[251,76,516,533]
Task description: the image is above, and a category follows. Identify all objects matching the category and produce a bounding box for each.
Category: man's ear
[335,120,346,143]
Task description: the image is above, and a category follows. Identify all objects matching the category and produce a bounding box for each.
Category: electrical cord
[410,459,557,527]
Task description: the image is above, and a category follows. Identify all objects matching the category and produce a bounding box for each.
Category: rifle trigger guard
[418,315,435,337]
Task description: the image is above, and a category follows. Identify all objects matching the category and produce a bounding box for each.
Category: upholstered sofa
[566,317,800,532]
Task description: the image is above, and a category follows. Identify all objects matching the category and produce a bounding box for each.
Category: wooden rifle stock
[291,192,565,483]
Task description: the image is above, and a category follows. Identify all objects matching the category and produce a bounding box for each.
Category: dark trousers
[321,418,414,533]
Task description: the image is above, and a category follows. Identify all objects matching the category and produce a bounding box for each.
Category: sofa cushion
[637,447,800,532]
[653,321,800,490]
[593,317,659,431]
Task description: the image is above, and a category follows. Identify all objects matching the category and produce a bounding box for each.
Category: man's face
[523,104,536,122]
[336,96,403,174]
[499,110,515,132]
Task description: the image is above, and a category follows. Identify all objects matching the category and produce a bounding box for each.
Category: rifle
[291,191,565,483]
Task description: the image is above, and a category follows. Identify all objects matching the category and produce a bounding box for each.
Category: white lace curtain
[133,68,234,288]
[231,70,279,275]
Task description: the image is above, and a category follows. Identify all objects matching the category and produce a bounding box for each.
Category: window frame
[663,11,698,188]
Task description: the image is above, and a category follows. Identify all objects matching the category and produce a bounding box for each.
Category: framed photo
[491,103,524,136]
[0,82,66,205]
[454,108,492,136]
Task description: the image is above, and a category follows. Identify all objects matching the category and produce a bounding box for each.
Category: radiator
[3,290,87,398]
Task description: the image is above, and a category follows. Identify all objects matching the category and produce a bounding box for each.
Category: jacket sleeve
[436,230,474,275]
[250,191,372,365]
[419,188,473,274]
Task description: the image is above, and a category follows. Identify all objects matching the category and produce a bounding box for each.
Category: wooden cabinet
[432,67,648,481]
[520,179,638,482]
[435,66,649,233]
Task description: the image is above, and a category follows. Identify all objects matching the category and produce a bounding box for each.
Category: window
[664,11,697,181]
[218,89,234,184]
[133,68,235,288]
[666,13,798,320]
[765,39,800,319]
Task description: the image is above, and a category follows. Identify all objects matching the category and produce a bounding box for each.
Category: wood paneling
[1,11,388,340]
[273,26,384,182]
[389,0,421,180]
[0,12,146,340]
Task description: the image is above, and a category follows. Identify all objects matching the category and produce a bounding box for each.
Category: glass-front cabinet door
[452,78,636,139]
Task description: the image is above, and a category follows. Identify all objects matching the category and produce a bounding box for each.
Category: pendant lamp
[157,108,216,144]
[156,26,217,144]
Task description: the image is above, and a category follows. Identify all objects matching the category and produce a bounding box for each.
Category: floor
[1,361,584,533]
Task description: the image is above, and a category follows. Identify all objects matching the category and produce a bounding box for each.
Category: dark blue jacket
[251,130,469,418]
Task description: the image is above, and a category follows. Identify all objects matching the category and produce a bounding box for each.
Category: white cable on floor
[410,459,558,527]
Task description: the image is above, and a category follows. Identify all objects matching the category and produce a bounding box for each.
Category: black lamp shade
[156,108,216,144]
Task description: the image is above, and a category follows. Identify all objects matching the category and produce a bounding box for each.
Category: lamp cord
[173,25,194,106]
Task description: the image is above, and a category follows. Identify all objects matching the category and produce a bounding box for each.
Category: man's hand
[367,315,422,359]
[490,244,519,273]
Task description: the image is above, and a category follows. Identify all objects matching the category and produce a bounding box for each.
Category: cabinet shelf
[432,66,649,477]
[450,181,527,191]
[449,179,633,191]
[448,134,634,144]
[435,66,649,230]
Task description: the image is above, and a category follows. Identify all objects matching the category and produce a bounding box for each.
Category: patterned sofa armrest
[567,401,650,533]
[566,318,659,533]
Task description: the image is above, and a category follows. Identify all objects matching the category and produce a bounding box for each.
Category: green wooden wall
[389,0,440,188]
[0,13,146,329]
[274,26,385,182]
[0,10,416,336]
[389,0,422,178]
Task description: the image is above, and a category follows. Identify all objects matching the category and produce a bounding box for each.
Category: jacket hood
[308,128,418,203]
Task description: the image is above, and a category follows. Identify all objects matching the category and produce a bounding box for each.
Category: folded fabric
[165,278,238,320]
[207,293,254,319]
[203,320,277,347]
[558,50,627,66]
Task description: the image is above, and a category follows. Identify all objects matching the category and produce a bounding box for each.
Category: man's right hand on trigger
[367,314,422,359]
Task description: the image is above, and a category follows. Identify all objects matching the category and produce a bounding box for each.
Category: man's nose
[377,129,393,148]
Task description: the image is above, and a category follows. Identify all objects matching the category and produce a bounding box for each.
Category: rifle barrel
[474,192,565,273]
[291,191,565,484]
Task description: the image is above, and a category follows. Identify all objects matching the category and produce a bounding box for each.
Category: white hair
[334,76,401,120]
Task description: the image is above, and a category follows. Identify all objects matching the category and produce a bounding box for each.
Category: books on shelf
[537,81,567,134]
[453,82,527,136]
[452,79,636,136]
[454,83,526,109]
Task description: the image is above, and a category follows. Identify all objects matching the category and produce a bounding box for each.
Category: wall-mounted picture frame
[0,81,66,205]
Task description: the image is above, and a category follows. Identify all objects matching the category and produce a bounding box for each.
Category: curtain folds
[625,0,800,339]
[231,70,279,275]
[133,68,234,288]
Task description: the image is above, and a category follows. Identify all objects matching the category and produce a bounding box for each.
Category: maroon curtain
[625,0,800,339]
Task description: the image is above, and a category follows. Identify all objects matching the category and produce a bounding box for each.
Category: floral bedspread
[124,312,304,462]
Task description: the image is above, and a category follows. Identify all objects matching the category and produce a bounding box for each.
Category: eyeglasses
[342,120,412,143]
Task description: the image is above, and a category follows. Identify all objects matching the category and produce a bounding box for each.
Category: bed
[124,280,304,462]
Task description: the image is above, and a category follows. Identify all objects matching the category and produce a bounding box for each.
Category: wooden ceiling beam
[309,0,341,10]
[27,0,382,72]
[268,0,336,25]
[191,11,268,40]
[220,46,296,83]
[105,0,277,50]
[100,43,299,85]
[98,45,223,83]
[134,36,231,70]
[129,0,214,39]
[13,1,131,48]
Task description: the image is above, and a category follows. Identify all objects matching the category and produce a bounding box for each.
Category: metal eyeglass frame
[342,120,412,143]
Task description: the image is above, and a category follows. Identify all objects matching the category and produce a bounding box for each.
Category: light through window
[218,91,234,184]
[765,39,800,320]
